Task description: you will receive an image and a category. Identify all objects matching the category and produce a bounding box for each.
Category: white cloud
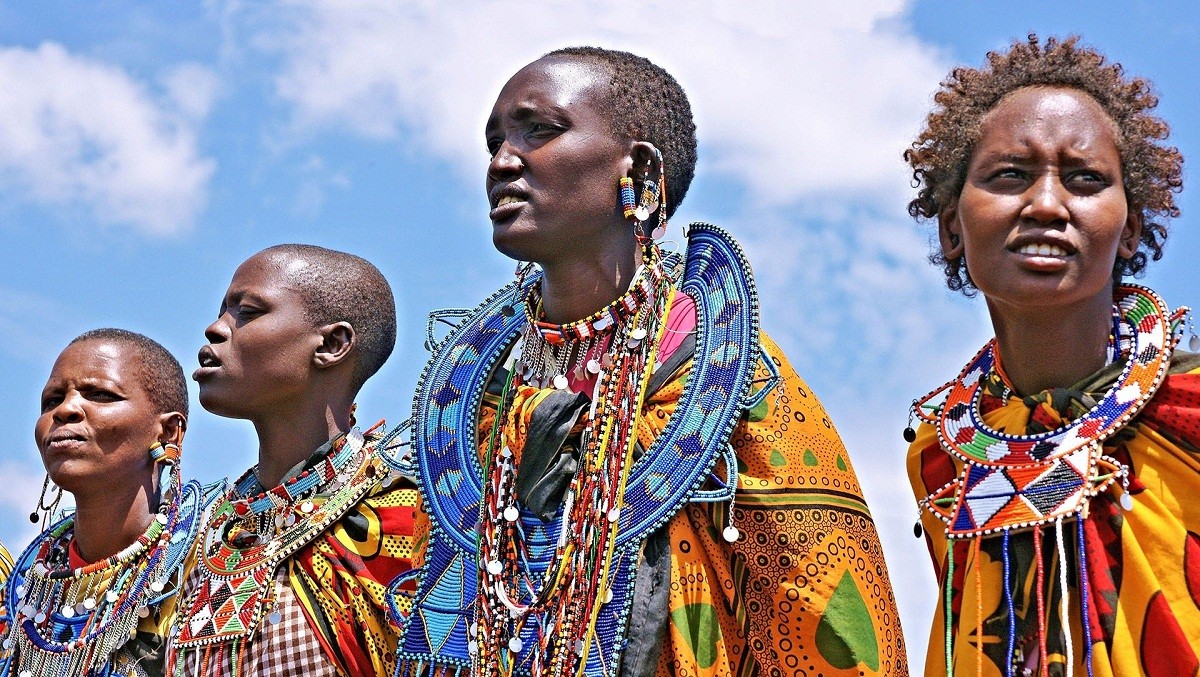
[262,0,947,207]
[0,43,217,235]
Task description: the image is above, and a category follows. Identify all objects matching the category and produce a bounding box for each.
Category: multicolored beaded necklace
[171,429,381,667]
[911,284,1187,675]
[3,462,187,677]
[473,243,673,677]
[517,257,667,390]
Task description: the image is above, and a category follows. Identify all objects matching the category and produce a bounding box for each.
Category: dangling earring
[619,177,638,221]
[29,473,62,527]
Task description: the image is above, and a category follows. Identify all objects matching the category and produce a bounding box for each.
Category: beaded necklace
[398,223,762,677]
[911,284,1187,675]
[172,429,381,661]
[2,463,200,677]
[472,244,672,677]
[913,285,1181,538]
[517,259,666,390]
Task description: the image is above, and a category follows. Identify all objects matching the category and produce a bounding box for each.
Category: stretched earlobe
[314,321,356,369]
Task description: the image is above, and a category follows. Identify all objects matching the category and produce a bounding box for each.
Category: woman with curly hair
[392,47,907,677]
[904,35,1196,675]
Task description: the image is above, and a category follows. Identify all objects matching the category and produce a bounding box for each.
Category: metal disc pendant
[603,588,614,603]
[630,327,648,341]
[61,605,75,618]
[553,374,569,390]
[634,206,650,222]
[106,590,120,603]
[503,506,520,522]
[468,640,479,655]
[1120,492,1134,511]
[607,508,620,522]
[150,580,166,593]
[1191,334,1199,352]
[82,597,96,611]
[508,636,524,653]
[651,223,667,239]
[487,560,504,575]
[722,525,740,542]
[586,358,602,374]
[268,610,282,625]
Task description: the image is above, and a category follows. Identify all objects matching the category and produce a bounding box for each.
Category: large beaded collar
[916,284,1183,538]
[393,223,762,677]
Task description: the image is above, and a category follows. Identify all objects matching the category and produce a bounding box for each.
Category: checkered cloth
[176,568,339,677]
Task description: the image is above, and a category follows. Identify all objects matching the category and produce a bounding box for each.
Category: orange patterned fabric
[908,364,1200,676]
[648,335,906,676]
[424,334,908,676]
[292,482,423,677]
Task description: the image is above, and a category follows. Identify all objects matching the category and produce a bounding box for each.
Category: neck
[538,237,642,325]
[71,478,157,564]
[987,290,1115,395]
[252,395,354,488]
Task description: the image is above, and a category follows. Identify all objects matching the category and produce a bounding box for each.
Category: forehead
[230,252,307,297]
[977,86,1120,152]
[48,340,138,387]
[490,56,612,122]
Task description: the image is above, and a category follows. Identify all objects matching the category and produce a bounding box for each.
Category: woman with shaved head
[394,47,907,677]
[0,329,209,677]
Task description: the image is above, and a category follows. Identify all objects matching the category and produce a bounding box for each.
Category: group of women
[0,32,1195,677]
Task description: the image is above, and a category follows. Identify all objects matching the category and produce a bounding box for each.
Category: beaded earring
[149,442,181,465]
[619,177,638,221]
[28,473,62,526]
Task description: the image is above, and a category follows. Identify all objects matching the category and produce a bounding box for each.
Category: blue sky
[0,1,1196,668]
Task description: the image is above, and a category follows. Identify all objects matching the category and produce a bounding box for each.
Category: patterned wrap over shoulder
[907,288,1200,676]
[169,428,421,677]
[0,480,214,677]
[393,224,907,677]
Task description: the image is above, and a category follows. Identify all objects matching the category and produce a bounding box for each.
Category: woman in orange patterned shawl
[903,36,1197,675]
[395,47,906,677]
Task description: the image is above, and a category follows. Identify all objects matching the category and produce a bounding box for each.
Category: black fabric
[514,389,590,520]
[618,526,672,677]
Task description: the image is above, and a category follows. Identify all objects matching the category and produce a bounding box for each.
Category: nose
[487,141,523,184]
[1021,174,1071,226]
[52,391,85,424]
[204,316,229,344]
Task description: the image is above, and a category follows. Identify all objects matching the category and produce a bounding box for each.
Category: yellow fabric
[290,476,422,677]
[907,367,1200,676]
[443,333,908,676]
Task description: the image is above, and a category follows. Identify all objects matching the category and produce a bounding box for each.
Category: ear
[628,141,662,181]
[937,198,965,261]
[157,412,186,447]
[313,321,356,370]
[1117,211,1143,259]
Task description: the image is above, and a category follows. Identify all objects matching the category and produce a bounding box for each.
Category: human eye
[486,135,503,157]
[87,388,122,403]
[40,393,62,412]
[1065,169,1111,193]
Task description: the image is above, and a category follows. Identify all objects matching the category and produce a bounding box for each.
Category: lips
[488,185,529,222]
[44,428,87,452]
[193,346,223,381]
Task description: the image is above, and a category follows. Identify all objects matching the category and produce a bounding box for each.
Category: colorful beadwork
[172,430,379,657]
[0,469,206,677]
[396,223,761,677]
[915,285,1180,539]
[618,177,637,221]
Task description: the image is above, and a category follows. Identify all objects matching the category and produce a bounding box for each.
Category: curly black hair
[905,35,1183,293]
[69,328,189,418]
[544,46,698,219]
[260,244,397,393]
